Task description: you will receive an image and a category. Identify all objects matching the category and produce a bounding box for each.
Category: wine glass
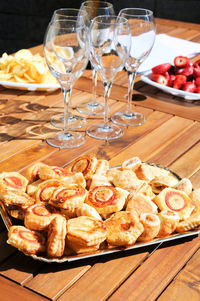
[49,8,89,130]
[111,8,156,126]
[86,15,131,140]
[76,1,115,116]
[43,19,89,148]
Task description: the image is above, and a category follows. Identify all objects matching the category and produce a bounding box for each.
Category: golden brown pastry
[150,174,179,194]
[35,179,66,203]
[7,205,28,220]
[26,179,43,197]
[39,165,74,181]
[106,167,121,184]
[24,203,59,231]
[121,156,141,171]
[190,188,200,214]
[85,185,126,216]
[176,213,200,233]
[26,162,47,183]
[0,171,28,192]
[87,174,111,190]
[105,211,144,247]
[136,163,170,182]
[157,210,180,237]
[49,184,87,211]
[126,193,158,217]
[175,178,193,196]
[66,216,106,254]
[112,170,138,188]
[7,225,46,255]
[138,213,160,242]
[154,188,194,220]
[75,203,102,220]
[94,159,109,176]
[0,189,35,207]
[47,215,67,258]
[67,155,98,180]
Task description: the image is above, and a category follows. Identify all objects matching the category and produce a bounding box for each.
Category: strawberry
[195,86,200,93]
[152,63,172,75]
[172,75,187,89]
[193,59,200,68]
[195,77,200,86]
[167,74,176,87]
[193,66,200,78]
[151,74,168,85]
[174,56,190,67]
[174,64,193,77]
[182,81,196,93]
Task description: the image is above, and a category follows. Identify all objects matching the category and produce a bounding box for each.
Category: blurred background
[0,0,200,55]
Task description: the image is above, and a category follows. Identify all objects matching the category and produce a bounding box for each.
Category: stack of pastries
[0,155,199,259]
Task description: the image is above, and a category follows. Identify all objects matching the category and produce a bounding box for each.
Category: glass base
[111,111,145,127]
[76,101,104,115]
[50,114,86,129]
[46,131,85,149]
[86,122,124,140]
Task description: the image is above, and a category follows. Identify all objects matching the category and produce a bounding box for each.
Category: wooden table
[0,18,200,301]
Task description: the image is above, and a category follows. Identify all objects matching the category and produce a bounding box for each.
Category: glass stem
[91,66,98,104]
[103,81,112,128]
[127,70,137,116]
[61,86,72,137]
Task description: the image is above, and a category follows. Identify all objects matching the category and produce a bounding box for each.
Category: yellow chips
[0,49,57,84]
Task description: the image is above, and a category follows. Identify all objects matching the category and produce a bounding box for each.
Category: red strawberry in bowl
[151,74,168,85]
[182,81,196,93]
[174,64,193,77]
[174,56,190,68]
[152,63,172,75]
[172,75,187,89]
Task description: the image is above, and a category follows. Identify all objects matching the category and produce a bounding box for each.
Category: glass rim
[81,1,113,8]
[92,15,129,25]
[53,7,88,17]
[49,19,85,29]
[119,8,153,17]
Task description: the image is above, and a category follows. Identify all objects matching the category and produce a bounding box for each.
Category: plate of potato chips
[0,49,59,91]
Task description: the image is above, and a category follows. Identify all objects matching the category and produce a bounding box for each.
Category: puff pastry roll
[47,215,67,258]
[0,189,35,207]
[39,165,74,181]
[175,178,193,196]
[189,188,200,214]
[136,163,169,182]
[87,175,111,190]
[24,204,59,231]
[85,185,126,216]
[26,179,43,197]
[138,213,160,242]
[158,210,179,237]
[126,193,158,217]
[154,188,194,220]
[7,225,46,255]
[49,184,87,211]
[0,171,28,192]
[66,216,106,254]
[94,159,109,176]
[67,155,98,180]
[106,168,121,184]
[35,179,65,204]
[75,203,102,220]
[121,156,141,171]
[176,212,200,233]
[7,204,29,220]
[105,211,144,246]
[112,170,138,189]
[26,162,47,183]
[150,174,179,194]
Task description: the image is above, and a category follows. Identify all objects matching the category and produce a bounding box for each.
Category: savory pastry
[133,181,155,199]
[136,163,169,182]
[75,203,102,220]
[176,212,200,233]
[64,172,86,188]
[105,211,144,246]
[39,165,74,181]
[0,171,28,192]
[87,174,111,190]
[154,188,194,220]
[66,216,106,254]
[67,155,98,180]
[49,184,87,211]
[47,215,67,258]
[35,179,66,203]
[24,203,59,231]
[7,225,46,255]
[26,179,43,197]
[85,185,126,216]
[121,156,141,171]
[7,205,29,220]
[138,213,160,242]
[26,162,47,183]
[0,189,35,207]
[157,210,180,237]
[126,193,158,217]
[150,174,179,194]
[94,159,109,176]
[175,178,193,196]
[112,170,138,188]
[189,188,200,214]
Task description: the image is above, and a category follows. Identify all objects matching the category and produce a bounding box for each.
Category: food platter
[140,71,200,101]
[0,81,59,92]
[0,162,199,263]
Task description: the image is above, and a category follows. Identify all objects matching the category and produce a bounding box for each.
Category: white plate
[140,71,200,101]
[0,80,60,92]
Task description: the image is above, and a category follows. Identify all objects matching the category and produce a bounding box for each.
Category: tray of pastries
[0,155,200,263]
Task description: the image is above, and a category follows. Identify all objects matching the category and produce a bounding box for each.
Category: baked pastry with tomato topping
[136,163,170,182]
[105,211,144,247]
[75,203,102,220]
[26,179,43,197]
[176,212,200,233]
[26,162,47,183]
[0,171,28,192]
[47,215,67,258]
[138,213,160,242]
[35,179,66,204]
[87,174,111,190]
[24,203,59,231]
[85,185,127,216]
[94,159,109,176]
[49,184,87,212]
[7,225,46,255]
[66,155,98,180]
[157,210,180,237]
[112,170,138,188]
[150,174,179,194]
[154,188,194,220]
[66,216,106,254]
[126,193,158,217]
[39,165,73,181]
[121,156,141,171]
